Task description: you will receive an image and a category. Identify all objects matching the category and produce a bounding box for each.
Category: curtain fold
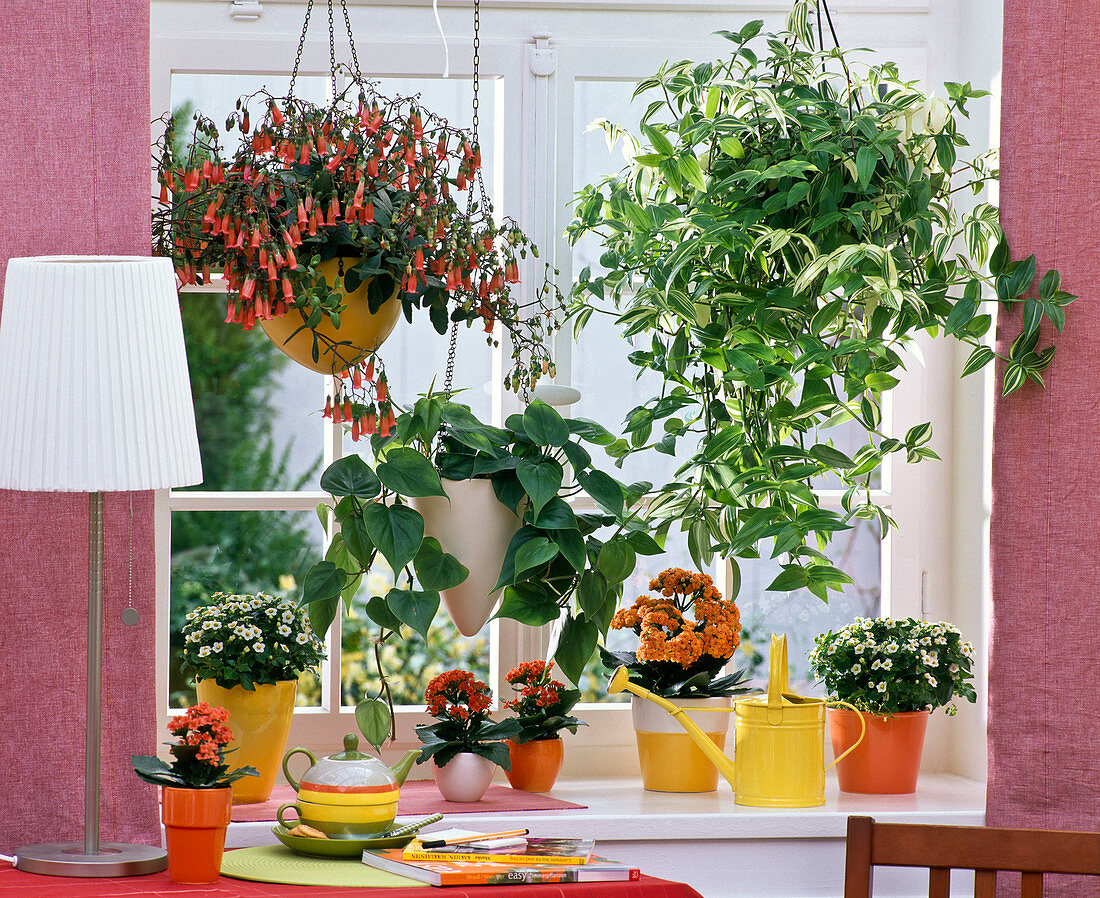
[0,1,160,851]
[989,0,1100,872]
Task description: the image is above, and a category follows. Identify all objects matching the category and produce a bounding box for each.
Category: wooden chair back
[844,815,1100,898]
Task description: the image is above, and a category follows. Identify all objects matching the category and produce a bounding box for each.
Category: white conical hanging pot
[412,478,521,636]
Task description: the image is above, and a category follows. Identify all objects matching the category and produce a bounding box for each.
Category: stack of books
[361,828,640,887]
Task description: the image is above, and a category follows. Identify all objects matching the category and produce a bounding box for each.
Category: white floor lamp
[0,256,202,876]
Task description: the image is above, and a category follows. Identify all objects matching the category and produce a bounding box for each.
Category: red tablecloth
[0,862,703,898]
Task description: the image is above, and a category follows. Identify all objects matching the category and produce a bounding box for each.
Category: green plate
[271,813,443,859]
[272,824,416,858]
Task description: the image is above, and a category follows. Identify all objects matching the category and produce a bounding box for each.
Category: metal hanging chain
[288,0,365,100]
[444,0,483,399]
[340,0,364,84]
[442,320,459,396]
[327,0,338,94]
[288,0,316,100]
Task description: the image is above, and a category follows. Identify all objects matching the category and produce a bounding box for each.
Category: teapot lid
[331,733,371,761]
[295,735,396,790]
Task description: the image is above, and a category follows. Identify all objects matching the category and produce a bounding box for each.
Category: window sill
[225,773,984,897]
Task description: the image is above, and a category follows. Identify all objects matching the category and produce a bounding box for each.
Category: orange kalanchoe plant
[414,670,520,770]
[504,660,585,744]
[601,568,752,698]
[131,703,259,789]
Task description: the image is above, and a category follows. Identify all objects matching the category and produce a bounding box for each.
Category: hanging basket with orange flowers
[152,72,561,428]
[601,568,753,698]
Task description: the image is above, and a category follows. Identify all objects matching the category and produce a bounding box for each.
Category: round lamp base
[15,841,168,877]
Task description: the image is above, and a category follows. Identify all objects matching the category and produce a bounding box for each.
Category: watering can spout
[606,667,736,791]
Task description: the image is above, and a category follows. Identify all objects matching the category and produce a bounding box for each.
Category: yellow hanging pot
[259,257,401,375]
[733,634,865,807]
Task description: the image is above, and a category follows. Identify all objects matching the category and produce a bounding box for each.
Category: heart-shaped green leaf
[320,455,382,499]
[413,537,469,591]
[364,594,404,631]
[577,469,624,518]
[517,458,563,518]
[376,447,447,498]
[341,512,376,564]
[355,698,391,753]
[513,536,560,577]
[494,582,561,626]
[523,399,570,447]
[596,538,636,585]
[386,587,440,640]
[363,503,424,575]
[534,496,578,530]
[553,615,599,685]
[551,527,587,571]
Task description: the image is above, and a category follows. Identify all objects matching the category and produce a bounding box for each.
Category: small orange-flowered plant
[503,660,585,743]
[603,568,750,698]
[415,669,521,769]
[132,702,259,789]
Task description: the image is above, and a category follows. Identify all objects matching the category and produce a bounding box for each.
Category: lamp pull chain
[121,494,139,626]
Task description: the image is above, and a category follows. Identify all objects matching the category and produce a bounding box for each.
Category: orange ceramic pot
[161,786,232,883]
[827,707,930,794]
[504,738,564,792]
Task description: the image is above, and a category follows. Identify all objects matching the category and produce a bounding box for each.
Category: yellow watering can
[607,633,865,807]
[734,633,864,807]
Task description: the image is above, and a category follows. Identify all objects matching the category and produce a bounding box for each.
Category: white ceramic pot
[412,479,521,636]
[433,752,496,802]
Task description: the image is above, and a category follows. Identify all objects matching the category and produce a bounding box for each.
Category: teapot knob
[343,733,360,753]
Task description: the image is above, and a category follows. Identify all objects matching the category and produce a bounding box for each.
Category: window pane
[170,73,330,118]
[169,510,324,708]
[572,79,648,275]
[735,518,882,691]
[339,561,490,707]
[571,310,680,488]
[179,292,323,491]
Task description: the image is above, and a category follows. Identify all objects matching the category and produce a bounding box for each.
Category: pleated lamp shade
[0,256,202,491]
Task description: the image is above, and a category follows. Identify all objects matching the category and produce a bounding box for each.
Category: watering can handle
[824,701,867,770]
[766,634,789,708]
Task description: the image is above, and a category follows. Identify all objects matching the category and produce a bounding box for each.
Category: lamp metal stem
[85,490,104,856]
[12,492,166,877]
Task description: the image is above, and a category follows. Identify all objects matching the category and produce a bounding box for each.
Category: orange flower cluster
[167,702,234,768]
[610,568,741,669]
[424,669,493,724]
[504,660,565,713]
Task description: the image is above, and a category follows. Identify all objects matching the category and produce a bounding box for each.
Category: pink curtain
[989,0,1100,861]
[0,2,160,850]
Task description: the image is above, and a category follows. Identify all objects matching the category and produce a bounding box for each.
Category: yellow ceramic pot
[632,695,732,792]
[195,678,297,804]
[259,257,402,375]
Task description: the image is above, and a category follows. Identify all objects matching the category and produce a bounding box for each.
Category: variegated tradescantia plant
[566,1,1072,601]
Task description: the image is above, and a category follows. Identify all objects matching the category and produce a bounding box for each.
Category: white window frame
[152,0,994,779]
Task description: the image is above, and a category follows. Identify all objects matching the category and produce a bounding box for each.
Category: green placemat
[221,846,422,887]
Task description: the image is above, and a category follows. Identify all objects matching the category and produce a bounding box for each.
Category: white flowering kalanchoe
[808,617,977,716]
[181,591,326,690]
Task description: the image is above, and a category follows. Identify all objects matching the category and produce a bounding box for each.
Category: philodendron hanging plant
[300,395,651,749]
[566,0,1073,597]
[153,73,561,427]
